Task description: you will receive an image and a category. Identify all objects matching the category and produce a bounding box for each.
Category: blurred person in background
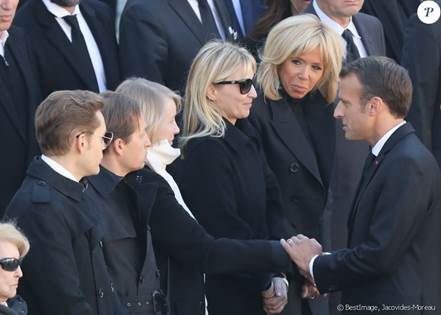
[243,0,311,61]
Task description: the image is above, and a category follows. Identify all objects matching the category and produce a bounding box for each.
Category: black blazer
[249,92,334,241]
[401,9,441,167]
[13,0,120,98]
[120,168,294,315]
[0,26,41,216]
[4,158,119,315]
[303,4,386,57]
[170,120,295,315]
[313,124,441,314]
[119,0,236,92]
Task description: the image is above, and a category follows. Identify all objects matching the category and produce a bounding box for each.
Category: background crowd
[0,0,440,315]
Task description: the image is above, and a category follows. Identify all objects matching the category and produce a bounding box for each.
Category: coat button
[127,302,132,307]
[289,162,300,173]
[37,180,46,186]
[98,289,104,298]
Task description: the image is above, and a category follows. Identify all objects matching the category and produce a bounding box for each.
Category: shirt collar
[313,0,361,39]
[0,31,9,58]
[41,154,79,182]
[371,121,406,156]
[41,0,80,18]
[0,31,9,48]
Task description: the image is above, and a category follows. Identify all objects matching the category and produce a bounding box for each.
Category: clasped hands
[281,234,323,300]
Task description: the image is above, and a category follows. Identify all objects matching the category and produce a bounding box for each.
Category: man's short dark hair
[101,91,142,144]
[340,56,413,118]
[35,90,103,156]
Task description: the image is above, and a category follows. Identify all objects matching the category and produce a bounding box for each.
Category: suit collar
[348,123,415,231]
[169,0,206,44]
[27,156,87,201]
[267,92,324,186]
[0,27,36,142]
[224,118,258,154]
[376,122,414,160]
[352,15,374,56]
[87,166,123,196]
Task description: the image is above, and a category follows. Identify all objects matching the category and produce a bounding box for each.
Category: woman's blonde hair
[116,78,181,142]
[257,14,344,103]
[181,40,256,148]
[0,222,30,258]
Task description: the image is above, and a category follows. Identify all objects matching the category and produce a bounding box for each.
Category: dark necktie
[197,0,221,40]
[341,29,360,63]
[63,14,99,91]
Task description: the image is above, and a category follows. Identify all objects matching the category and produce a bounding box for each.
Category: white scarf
[146,140,196,220]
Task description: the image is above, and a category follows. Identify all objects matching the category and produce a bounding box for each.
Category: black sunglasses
[0,257,21,272]
[214,78,254,95]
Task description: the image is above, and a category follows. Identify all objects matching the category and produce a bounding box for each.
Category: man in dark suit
[302,3,386,313]
[5,91,122,315]
[13,0,120,99]
[119,0,238,92]
[86,91,300,315]
[0,0,41,216]
[283,56,441,315]
[304,0,385,62]
[401,3,441,167]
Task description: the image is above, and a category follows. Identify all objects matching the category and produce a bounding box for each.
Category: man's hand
[261,277,288,314]
[280,234,322,278]
[301,280,321,300]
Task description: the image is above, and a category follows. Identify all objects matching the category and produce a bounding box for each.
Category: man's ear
[112,138,126,156]
[367,97,383,116]
[207,84,217,102]
[74,132,88,154]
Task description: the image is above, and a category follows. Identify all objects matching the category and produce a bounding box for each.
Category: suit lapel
[353,15,374,56]
[0,76,25,142]
[169,0,206,45]
[81,3,116,90]
[347,123,415,235]
[33,0,97,90]
[269,97,323,186]
[7,29,38,141]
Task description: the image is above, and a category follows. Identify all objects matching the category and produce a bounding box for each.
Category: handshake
[260,234,324,314]
[281,234,323,300]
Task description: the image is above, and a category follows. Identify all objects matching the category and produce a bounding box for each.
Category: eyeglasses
[0,258,21,272]
[214,78,254,95]
[101,131,114,148]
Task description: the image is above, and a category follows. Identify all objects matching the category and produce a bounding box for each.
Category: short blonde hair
[116,78,181,141]
[181,40,256,148]
[0,222,30,258]
[258,14,344,103]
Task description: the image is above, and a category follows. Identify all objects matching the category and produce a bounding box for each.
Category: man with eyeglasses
[4,90,124,315]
